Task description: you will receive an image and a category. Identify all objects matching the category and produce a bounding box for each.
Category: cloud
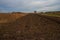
[0,7,8,13]
[37,5,60,12]
[0,0,60,12]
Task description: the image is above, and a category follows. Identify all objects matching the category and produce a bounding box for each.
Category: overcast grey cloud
[0,0,60,12]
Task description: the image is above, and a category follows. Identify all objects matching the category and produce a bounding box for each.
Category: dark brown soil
[0,13,60,40]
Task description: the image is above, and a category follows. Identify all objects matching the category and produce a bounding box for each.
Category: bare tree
[34,11,37,13]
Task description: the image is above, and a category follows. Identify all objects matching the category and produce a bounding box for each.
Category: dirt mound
[0,13,27,23]
[0,14,60,40]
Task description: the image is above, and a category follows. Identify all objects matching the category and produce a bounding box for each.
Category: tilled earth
[0,13,60,40]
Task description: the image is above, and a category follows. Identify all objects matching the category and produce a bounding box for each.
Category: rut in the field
[0,14,60,40]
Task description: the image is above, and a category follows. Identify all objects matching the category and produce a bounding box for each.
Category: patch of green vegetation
[41,13,60,17]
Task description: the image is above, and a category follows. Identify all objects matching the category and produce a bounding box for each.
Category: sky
[0,0,60,12]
